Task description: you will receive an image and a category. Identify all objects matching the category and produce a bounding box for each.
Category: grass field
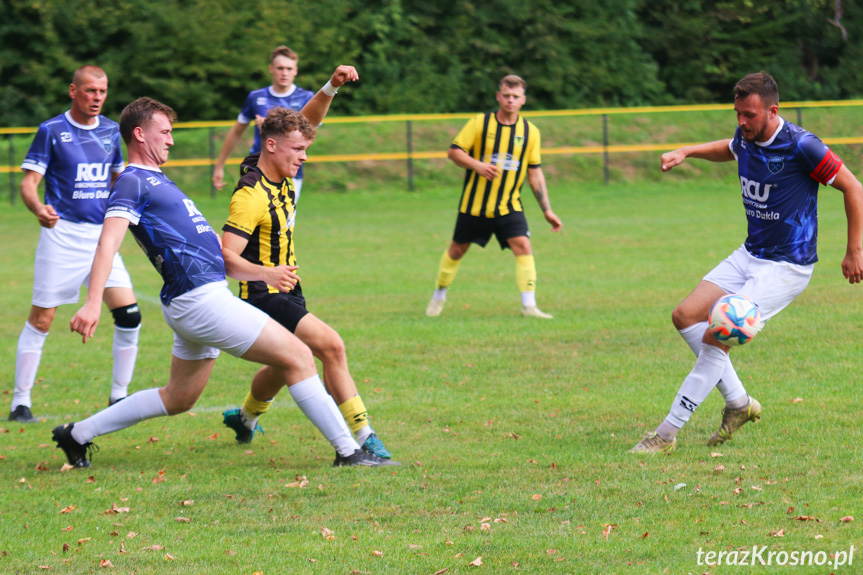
[1,172,862,574]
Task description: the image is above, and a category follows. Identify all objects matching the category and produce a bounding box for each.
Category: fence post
[406,120,415,192]
[602,114,609,185]
[796,107,803,127]
[208,126,216,198]
[8,134,14,205]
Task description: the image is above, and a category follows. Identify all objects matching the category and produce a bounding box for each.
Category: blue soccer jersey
[239,85,315,178]
[105,165,226,305]
[21,112,125,224]
[730,118,842,265]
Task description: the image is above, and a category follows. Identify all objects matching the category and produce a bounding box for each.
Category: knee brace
[111,303,142,329]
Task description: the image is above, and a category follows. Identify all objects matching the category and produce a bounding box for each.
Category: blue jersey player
[631,72,863,454]
[56,97,396,469]
[11,66,141,423]
[212,46,315,198]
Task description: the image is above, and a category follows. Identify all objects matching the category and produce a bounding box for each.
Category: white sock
[355,424,373,446]
[71,388,167,444]
[666,344,728,428]
[655,420,680,441]
[520,291,537,307]
[679,322,748,406]
[678,322,707,356]
[240,407,259,430]
[111,325,140,402]
[433,288,448,301]
[12,322,48,409]
[288,375,360,457]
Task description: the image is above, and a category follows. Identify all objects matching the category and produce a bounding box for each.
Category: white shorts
[161,281,269,360]
[703,244,813,323]
[32,219,133,308]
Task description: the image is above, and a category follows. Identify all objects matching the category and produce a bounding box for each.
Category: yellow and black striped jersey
[452,112,541,218]
[222,158,297,300]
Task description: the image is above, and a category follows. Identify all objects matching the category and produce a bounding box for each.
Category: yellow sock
[242,391,274,417]
[436,250,462,289]
[515,254,536,293]
[338,395,369,435]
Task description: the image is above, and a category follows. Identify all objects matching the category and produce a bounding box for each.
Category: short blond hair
[499,74,527,92]
[270,46,298,63]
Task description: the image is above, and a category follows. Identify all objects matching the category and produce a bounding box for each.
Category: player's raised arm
[300,65,359,126]
[660,139,734,172]
[213,121,250,190]
[828,165,863,283]
[70,217,130,342]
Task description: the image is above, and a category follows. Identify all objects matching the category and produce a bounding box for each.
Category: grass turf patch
[0,176,861,573]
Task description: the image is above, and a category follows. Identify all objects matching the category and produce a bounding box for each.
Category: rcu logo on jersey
[102,138,113,153]
[740,176,774,202]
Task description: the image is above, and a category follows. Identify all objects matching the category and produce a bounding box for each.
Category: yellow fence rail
[3,100,863,193]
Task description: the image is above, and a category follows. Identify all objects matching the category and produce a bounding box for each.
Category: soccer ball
[708,294,762,346]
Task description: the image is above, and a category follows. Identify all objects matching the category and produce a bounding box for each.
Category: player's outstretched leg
[241,320,400,467]
[296,316,395,459]
[707,396,762,446]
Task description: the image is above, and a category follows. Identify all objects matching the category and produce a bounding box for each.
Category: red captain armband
[810,150,843,185]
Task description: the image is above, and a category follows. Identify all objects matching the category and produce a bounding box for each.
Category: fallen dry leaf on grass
[531,494,542,501]
[603,524,617,541]
[469,556,483,567]
[59,505,75,514]
[165,553,174,561]
[207,432,218,439]
[434,569,449,575]
[175,517,191,523]
[372,550,383,557]
[840,516,854,522]
[769,529,785,537]
[181,500,194,507]
[321,527,335,540]
[789,397,803,403]
[99,559,113,568]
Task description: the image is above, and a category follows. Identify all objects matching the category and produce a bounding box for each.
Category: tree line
[1,0,859,126]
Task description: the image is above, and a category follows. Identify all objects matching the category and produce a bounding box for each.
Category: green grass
[1,174,862,574]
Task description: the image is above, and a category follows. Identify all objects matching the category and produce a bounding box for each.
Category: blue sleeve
[796,133,830,171]
[21,123,53,175]
[238,92,255,124]
[106,173,148,223]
